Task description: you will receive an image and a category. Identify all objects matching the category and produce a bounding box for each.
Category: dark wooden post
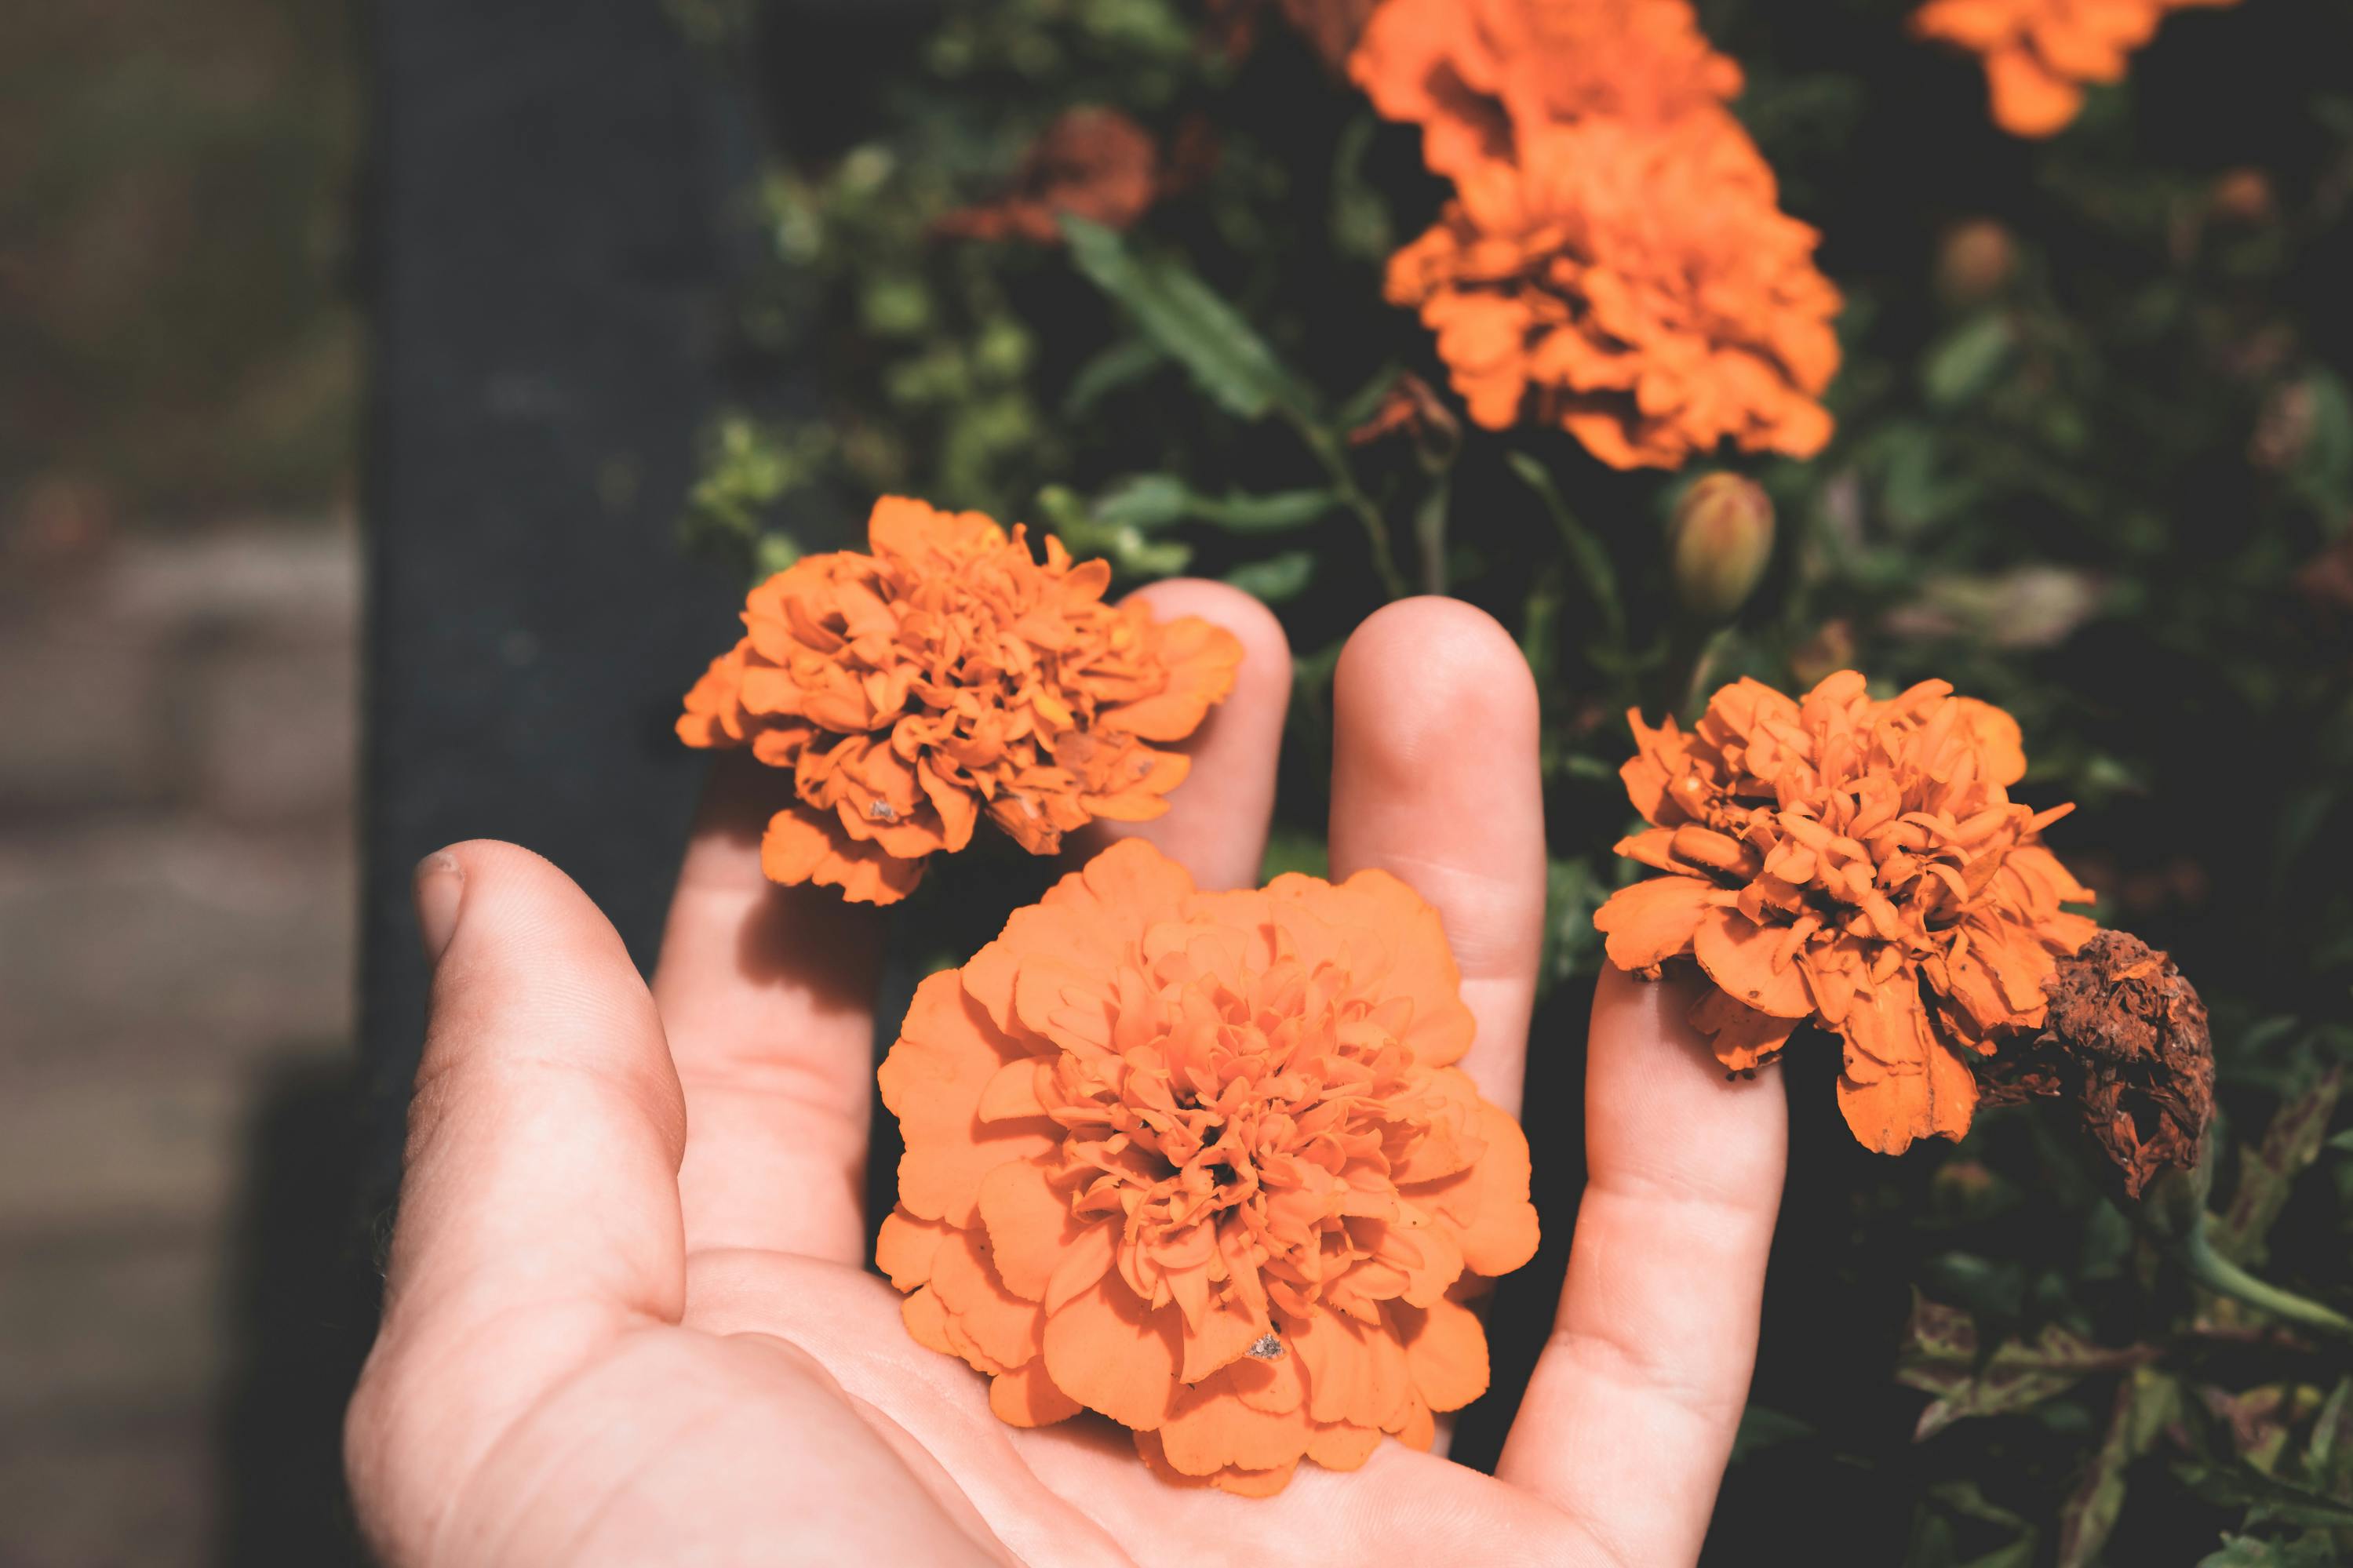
[359,0,750,1207]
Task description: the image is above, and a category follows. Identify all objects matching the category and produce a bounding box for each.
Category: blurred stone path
[0,515,359,1566]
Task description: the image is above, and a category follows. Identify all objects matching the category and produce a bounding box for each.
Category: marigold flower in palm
[1593,672,2097,1154]
[678,497,1242,905]
[1352,0,1744,179]
[1913,0,2241,138]
[1383,115,1841,468]
[875,839,1540,1495]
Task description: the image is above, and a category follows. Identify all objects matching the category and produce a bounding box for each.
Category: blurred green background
[0,0,358,521]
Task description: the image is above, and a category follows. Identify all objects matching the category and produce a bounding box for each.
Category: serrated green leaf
[1061,215,1316,421]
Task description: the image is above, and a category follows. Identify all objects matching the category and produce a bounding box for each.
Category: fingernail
[413,851,465,966]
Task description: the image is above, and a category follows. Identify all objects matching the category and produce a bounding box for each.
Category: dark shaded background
[3,0,756,1560]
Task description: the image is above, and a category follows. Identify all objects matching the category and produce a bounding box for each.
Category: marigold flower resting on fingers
[1382,115,1841,468]
[875,839,1541,1494]
[678,497,1243,904]
[1912,0,2242,138]
[1594,671,2097,1154]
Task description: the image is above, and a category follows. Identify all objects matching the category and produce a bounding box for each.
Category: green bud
[1667,474,1776,620]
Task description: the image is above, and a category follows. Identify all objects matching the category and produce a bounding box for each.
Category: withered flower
[937,107,1162,244]
[1977,931,2214,1198]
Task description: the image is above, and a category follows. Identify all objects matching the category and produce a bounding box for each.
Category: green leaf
[1329,114,1394,264]
[2059,1370,2181,1568]
[2214,1068,2344,1268]
[1060,215,1317,421]
[1543,857,1608,986]
[2176,1462,2353,1530]
[1730,1405,1813,1464]
[2199,1536,2339,1567]
[1900,1296,2158,1440]
[2304,1378,2353,1501]
[1093,476,1339,535]
[1033,484,1193,578]
[1506,452,1626,652]
[1223,549,1316,602]
[1921,313,2016,410]
[1062,337,1167,418]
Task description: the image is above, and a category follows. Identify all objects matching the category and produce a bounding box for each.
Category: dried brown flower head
[1977,931,2215,1197]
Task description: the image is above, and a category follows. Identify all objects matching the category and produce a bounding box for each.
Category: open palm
[345,589,1787,1567]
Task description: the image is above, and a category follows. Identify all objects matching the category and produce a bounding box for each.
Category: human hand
[344,589,1787,1566]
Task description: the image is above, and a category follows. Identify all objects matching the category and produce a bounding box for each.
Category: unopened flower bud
[1935,219,2015,307]
[2209,167,2275,227]
[1668,474,1776,620]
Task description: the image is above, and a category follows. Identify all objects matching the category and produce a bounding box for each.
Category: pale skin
[344,590,1789,1567]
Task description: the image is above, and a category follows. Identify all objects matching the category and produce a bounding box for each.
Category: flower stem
[2175,1223,2353,1340]
[1293,417,1408,600]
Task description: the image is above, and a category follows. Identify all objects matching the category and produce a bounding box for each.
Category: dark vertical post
[360,0,748,1206]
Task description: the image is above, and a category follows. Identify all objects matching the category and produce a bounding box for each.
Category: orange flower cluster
[1914,0,2241,137]
[876,839,1540,1494]
[1594,672,2097,1154]
[1352,0,1841,469]
[678,498,1241,904]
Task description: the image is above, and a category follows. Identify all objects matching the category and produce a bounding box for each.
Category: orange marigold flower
[1913,0,2241,138]
[1353,0,1744,179]
[1593,671,2098,1154]
[678,497,1242,905]
[1383,115,1841,468]
[876,839,1541,1495]
[935,107,1162,244]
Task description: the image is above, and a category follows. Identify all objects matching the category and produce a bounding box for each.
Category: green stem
[2176,1224,2353,1341]
[1294,418,1408,600]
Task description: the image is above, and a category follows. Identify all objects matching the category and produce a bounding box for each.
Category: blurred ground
[0,512,366,1566]
[0,2,365,1559]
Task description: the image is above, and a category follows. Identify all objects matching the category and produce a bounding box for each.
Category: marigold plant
[874,839,1540,1495]
[1913,0,2242,137]
[1594,671,2097,1152]
[1351,0,1744,178]
[678,497,1241,904]
[1355,0,1841,468]
[1382,114,1841,467]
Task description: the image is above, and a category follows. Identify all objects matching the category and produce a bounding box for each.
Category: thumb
[348,842,687,1561]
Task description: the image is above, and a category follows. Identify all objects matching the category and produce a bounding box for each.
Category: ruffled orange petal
[1594,872,1726,970]
[1392,1293,1490,1413]
[877,973,1056,1227]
